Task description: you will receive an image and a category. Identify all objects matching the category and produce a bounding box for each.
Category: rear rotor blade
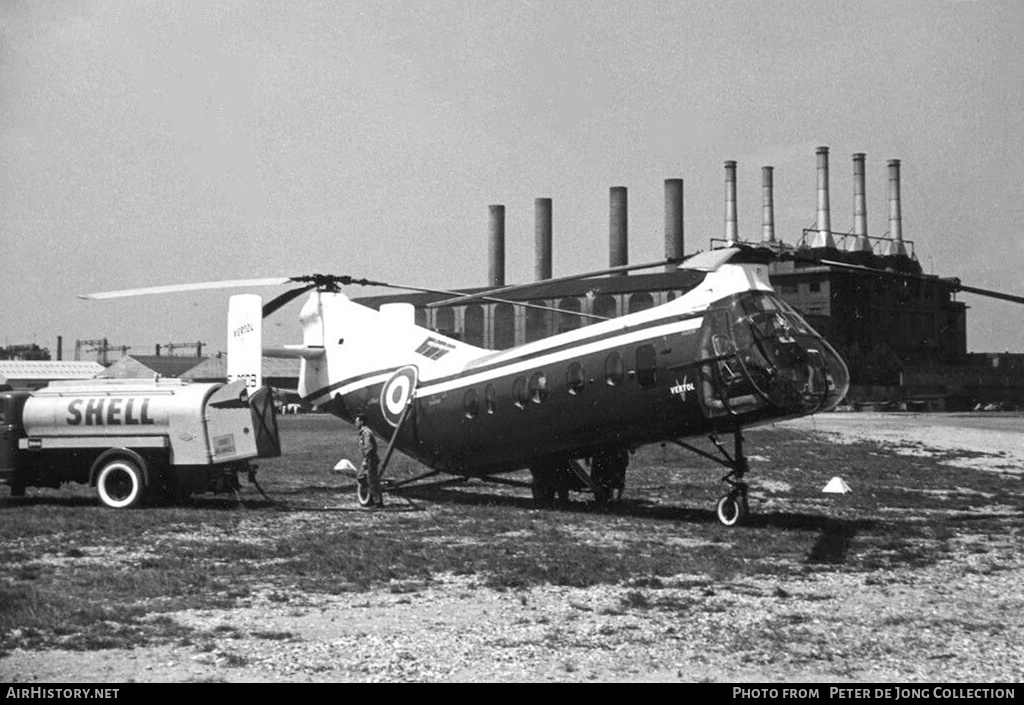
[310,275,610,321]
[262,284,317,318]
[79,277,293,300]
[426,257,685,309]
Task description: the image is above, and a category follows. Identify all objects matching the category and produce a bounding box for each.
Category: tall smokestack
[56,335,62,361]
[610,186,628,274]
[810,146,835,248]
[724,161,738,245]
[488,204,505,286]
[848,152,872,252]
[761,166,775,243]
[884,159,908,256]
[534,198,552,281]
[664,178,684,270]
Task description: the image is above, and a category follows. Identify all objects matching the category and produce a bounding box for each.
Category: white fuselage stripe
[311,316,704,405]
[418,317,702,397]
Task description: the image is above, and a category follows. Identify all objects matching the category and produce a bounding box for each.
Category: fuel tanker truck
[0,377,280,508]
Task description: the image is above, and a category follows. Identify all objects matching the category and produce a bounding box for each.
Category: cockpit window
[699,292,849,417]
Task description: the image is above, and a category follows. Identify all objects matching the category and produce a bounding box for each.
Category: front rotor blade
[956,284,1024,306]
[79,277,294,300]
[814,258,1024,306]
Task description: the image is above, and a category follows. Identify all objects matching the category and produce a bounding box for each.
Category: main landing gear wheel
[530,476,556,506]
[356,477,374,507]
[530,463,570,507]
[96,457,147,509]
[716,492,749,527]
[591,450,627,504]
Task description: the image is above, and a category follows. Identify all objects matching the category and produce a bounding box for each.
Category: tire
[716,493,747,527]
[356,477,374,507]
[96,458,147,509]
[530,477,555,507]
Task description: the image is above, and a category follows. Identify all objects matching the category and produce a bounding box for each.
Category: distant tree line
[0,343,51,360]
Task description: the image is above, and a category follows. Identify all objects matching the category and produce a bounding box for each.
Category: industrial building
[358,147,1013,408]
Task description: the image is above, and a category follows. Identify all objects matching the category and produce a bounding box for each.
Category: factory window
[464,305,485,347]
[781,284,798,294]
[463,389,479,419]
[494,303,515,349]
[594,295,617,319]
[628,292,654,314]
[512,376,529,408]
[529,371,549,404]
[485,384,497,415]
[566,362,586,395]
[809,282,821,293]
[526,302,549,342]
[435,307,455,337]
[558,298,582,333]
[605,351,624,386]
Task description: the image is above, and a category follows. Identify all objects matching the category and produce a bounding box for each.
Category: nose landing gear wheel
[716,492,748,527]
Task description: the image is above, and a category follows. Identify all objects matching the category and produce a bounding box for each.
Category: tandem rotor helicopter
[82,243,1024,526]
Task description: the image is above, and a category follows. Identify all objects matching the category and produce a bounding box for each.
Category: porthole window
[485,384,497,415]
[605,352,624,386]
[566,362,585,395]
[512,376,529,408]
[529,371,549,404]
[463,388,479,419]
[636,344,657,389]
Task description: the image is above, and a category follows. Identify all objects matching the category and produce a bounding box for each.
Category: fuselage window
[566,362,585,395]
[636,343,657,389]
[485,384,497,415]
[463,388,479,419]
[529,371,549,404]
[605,351,624,386]
[512,376,529,408]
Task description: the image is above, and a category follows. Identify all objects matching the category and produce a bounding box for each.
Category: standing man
[355,414,383,507]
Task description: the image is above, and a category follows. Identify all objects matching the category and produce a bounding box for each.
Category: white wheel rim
[98,462,141,509]
[717,496,741,526]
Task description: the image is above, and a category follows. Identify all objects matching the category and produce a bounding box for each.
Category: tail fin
[227,294,263,391]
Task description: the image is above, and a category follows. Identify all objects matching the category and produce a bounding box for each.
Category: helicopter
[85,244,864,525]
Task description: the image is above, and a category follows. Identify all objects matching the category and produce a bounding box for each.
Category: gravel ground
[4,541,1024,683]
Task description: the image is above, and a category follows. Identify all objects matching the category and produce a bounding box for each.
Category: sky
[2,0,1023,357]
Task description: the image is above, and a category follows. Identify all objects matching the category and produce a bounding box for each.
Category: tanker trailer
[0,377,279,508]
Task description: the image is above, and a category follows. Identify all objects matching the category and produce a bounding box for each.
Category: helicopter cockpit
[699,291,850,419]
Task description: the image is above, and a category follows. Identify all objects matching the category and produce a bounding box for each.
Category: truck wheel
[96,458,147,509]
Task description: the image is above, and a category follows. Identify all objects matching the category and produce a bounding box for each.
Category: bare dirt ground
[3,413,1024,683]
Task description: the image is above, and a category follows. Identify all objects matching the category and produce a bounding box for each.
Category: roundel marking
[380,365,419,427]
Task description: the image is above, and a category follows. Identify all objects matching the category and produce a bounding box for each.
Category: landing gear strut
[673,428,752,527]
[591,450,627,504]
[530,461,572,506]
[530,450,628,507]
